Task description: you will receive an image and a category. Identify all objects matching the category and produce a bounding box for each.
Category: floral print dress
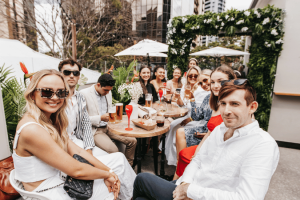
[184,94,212,147]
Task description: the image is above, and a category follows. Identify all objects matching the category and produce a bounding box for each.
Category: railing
[274,92,300,97]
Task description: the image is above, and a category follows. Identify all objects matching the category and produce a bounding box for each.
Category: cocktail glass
[125,105,133,131]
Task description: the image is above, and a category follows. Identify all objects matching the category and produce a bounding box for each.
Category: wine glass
[125,105,133,131]
[158,89,163,102]
[183,85,192,106]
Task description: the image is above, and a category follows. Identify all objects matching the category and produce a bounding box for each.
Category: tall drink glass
[116,103,123,121]
[108,106,116,123]
[145,93,152,107]
[125,105,133,131]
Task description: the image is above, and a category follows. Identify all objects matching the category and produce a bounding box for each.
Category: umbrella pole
[147,53,150,67]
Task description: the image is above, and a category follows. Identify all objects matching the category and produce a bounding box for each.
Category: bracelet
[190,117,193,121]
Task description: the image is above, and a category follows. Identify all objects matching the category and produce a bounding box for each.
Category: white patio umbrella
[190,46,249,67]
[190,46,249,56]
[114,39,168,57]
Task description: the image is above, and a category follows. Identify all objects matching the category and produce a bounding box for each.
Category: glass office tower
[132,0,171,65]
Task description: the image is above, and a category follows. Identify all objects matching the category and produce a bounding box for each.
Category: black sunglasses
[35,88,69,99]
[188,74,198,79]
[221,79,248,86]
[63,70,80,77]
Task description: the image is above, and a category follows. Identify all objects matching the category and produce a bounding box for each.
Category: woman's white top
[12,122,58,183]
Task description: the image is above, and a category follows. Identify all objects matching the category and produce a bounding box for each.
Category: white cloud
[225,0,253,11]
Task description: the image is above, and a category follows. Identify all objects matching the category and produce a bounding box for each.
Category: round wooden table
[107,115,170,175]
[152,102,189,118]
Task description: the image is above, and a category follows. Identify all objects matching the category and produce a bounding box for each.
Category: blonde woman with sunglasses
[162,66,210,167]
[12,69,136,200]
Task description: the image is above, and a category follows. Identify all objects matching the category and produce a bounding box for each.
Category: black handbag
[64,154,94,200]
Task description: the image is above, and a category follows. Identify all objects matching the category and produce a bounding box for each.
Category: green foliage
[111,60,137,104]
[0,64,26,151]
[167,5,284,130]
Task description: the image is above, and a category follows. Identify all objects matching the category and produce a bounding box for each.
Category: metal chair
[9,170,50,200]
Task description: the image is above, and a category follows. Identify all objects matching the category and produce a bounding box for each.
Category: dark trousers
[133,173,177,200]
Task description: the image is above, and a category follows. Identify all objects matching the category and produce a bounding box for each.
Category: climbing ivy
[167,5,284,130]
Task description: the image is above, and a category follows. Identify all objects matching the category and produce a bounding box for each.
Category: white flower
[221,22,225,26]
[173,28,176,33]
[271,29,278,36]
[179,40,183,43]
[191,26,194,30]
[230,17,235,21]
[241,27,248,32]
[225,15,229,20]
[275,38,283,44]
[215,25,218,29]
[264,42,271,47]
[180,49,185,55]
[220,27,223,29]
[182,17,187,23]
[207,19,212,23]
[171,48,177,55]
[262,17,270,25]
[204,19,207,23]
[275,18,279,21]
[173,65,178,69]
[217,16,222,21]
[181,29,186,34]
[168,39,174,45]
[236,19,244,25]
[279,19,282,23]
[196,25,200,29]
[254,10,261,18]
[244,11,250,16]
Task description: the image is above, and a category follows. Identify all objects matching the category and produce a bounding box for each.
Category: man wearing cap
[80,73,137,166]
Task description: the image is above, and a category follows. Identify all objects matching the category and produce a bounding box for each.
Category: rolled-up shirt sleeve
[186,140,279,200]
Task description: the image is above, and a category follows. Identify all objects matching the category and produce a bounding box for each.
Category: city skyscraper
[202,0,226,45]
[131,0,171,65]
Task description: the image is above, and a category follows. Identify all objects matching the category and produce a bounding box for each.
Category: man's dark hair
[58,58,83,71]
[98,73,116,87]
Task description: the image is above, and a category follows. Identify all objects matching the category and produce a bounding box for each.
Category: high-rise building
[202,0,226,45]
[131,0,171,66]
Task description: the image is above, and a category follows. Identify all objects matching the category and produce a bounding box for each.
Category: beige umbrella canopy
[190,46,249,56]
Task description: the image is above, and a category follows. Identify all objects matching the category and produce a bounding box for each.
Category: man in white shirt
[59,59,107,157]
[133,79,279,200]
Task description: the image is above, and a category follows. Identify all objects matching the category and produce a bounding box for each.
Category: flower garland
[166,5,285,131]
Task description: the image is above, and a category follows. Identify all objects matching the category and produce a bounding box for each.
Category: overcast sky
[225,0,253,11]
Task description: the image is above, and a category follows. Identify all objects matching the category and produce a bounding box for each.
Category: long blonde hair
[24,69,70,151]
[186,66,201,87]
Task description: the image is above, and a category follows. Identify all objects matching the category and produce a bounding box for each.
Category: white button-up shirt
[177,120,279,200]
[66,91,78,136]
[94,86,108,127]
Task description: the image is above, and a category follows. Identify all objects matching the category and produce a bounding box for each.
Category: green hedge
[167,5,284,130]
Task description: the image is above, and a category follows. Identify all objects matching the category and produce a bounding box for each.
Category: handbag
[64,154,94,200]
[0,156,20,200]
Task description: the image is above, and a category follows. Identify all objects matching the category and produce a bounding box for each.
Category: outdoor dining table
[107,115,170,175]
[152,102,189,118]
[107,103,189,177]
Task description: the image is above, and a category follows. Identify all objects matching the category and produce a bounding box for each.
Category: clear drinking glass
[108,106,116,123]
[145,93,153,107]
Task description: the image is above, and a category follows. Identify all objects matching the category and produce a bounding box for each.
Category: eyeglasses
[188,74,198,79]
[35,88,69,99]
[62,70,80,77]
[221,79,248,86]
